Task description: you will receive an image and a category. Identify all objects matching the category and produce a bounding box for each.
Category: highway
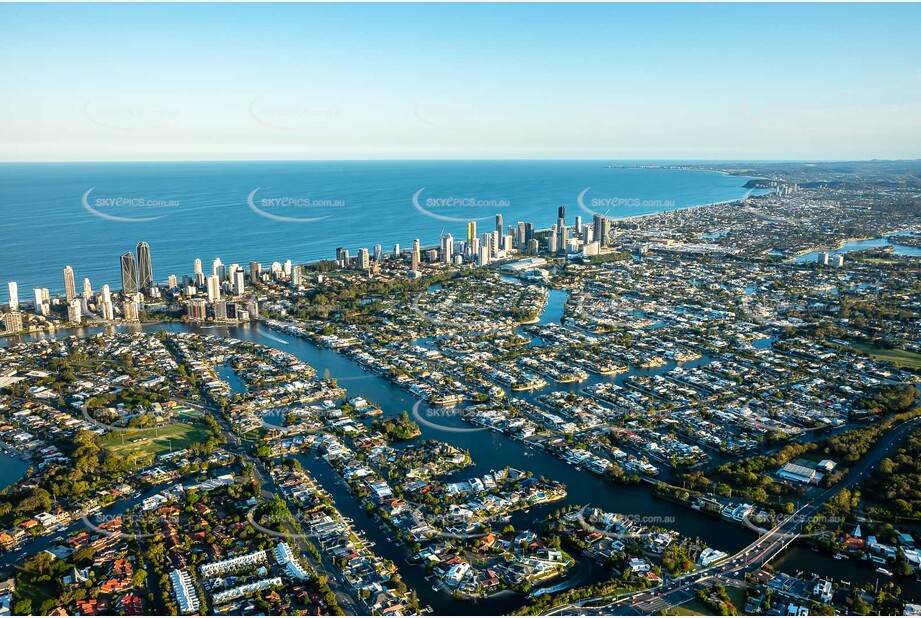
[546,415,921,616]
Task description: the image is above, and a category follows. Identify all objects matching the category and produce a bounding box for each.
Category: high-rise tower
[63,266,76,302]
[136,242,153,290]
[7,282,18,311]
[120,252,138,295]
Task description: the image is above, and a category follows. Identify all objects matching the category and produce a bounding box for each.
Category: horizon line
[3,157,921,165]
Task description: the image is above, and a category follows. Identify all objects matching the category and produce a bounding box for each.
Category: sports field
[100,422,213,457]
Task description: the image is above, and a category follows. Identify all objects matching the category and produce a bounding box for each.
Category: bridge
[542,416,921,616]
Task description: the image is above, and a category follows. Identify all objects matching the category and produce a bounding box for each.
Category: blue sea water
[0,160,763,295]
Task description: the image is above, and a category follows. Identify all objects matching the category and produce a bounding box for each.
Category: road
[547,415,921,616]
[177,398,367,615]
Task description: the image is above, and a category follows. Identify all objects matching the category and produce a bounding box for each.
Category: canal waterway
[7,287,905,610]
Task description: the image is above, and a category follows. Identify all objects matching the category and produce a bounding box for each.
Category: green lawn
[847,342,921,370]
[668,586,747,616]
[12,574,57,615]
[174,407,203,421]
[851,255,903,265]
[100,422,213,457]
[726,586,748,614]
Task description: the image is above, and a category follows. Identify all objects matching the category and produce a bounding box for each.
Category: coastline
[2,162,766,296]
[604,164,731,175]
[603,164,766,179]
[602,193,760,224]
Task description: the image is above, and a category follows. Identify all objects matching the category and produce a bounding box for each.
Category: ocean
[0,160,764,295]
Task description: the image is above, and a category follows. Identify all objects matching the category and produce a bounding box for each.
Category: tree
[40,599,59,614]
[878,457,896,475]
[12,599,32,615]
[24,551,55,576]
[852,596,872,615]
[71,546,96,565]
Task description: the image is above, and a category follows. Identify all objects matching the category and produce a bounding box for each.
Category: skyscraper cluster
[331,203,612,275]
[2,202,617,334]
[120,242,153,296]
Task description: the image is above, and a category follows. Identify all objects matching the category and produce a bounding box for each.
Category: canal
[790,234,921,263]
[4,317,760,612]
[774,545,921,602]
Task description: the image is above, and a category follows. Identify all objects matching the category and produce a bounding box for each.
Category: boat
[834,553,849,560]
[875,568,893,576]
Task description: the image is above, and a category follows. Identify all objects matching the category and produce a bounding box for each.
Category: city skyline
[1,198,586,312]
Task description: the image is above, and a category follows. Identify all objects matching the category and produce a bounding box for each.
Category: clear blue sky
[1,3,919,161]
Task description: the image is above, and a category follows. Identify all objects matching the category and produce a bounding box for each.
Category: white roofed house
[445,561,470,585]
[813,579,832,604]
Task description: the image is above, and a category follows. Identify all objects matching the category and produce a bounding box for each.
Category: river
[19,295,907,612]
[790,234,921,263]
[2,318,761,613]
[774,546,921,602]
[0,452,30,492]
